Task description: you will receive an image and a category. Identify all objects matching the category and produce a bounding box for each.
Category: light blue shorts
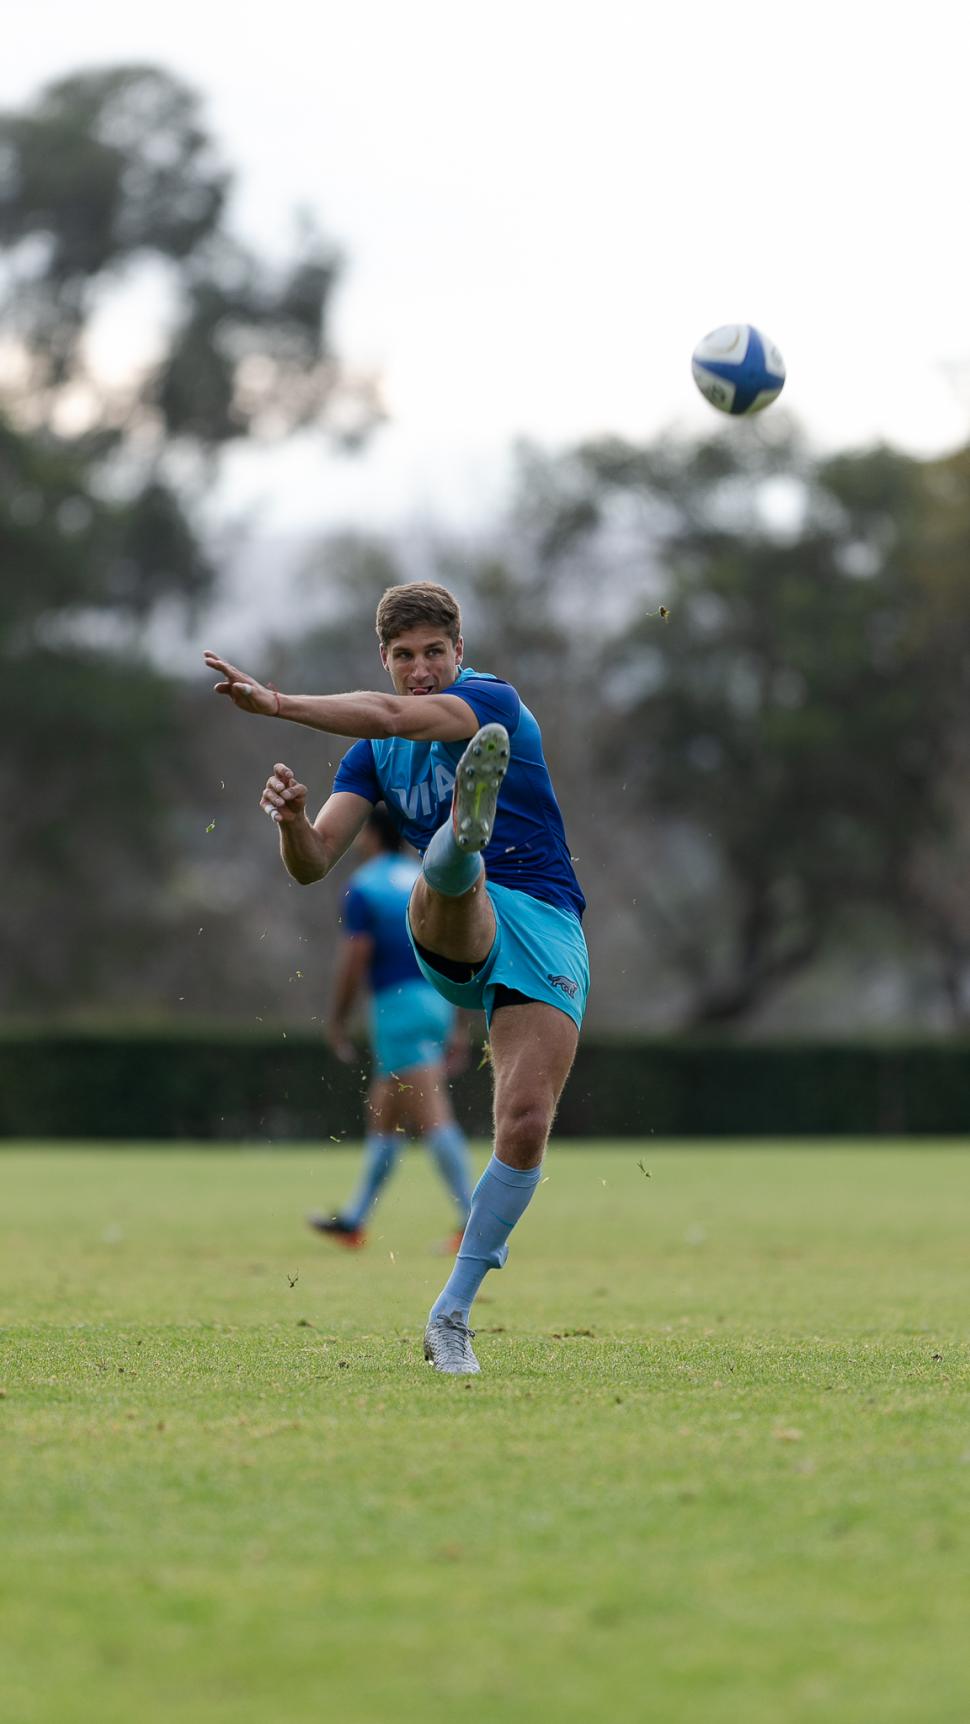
[370,979,456,1078]
[407,880,590,1030]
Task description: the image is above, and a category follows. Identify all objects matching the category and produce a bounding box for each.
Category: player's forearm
[278,814,335,884]
[328,974,358,1028]
[276,690,404,739]
[329,941,370,1023]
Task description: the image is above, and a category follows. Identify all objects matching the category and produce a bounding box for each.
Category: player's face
[381,627,462,697]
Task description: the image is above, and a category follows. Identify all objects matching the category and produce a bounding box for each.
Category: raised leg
[408,723,509,967]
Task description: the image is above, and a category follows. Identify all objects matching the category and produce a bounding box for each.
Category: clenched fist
[259,764,308,825]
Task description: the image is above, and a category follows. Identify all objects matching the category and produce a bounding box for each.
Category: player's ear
[379,642,389,670]
[455,633,463,666]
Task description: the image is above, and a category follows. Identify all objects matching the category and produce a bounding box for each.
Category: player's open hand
[260,763,308,825]
[204,650,279,716]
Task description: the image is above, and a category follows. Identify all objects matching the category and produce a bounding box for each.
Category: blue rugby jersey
[342,853,423,995]
[332,668,585,918]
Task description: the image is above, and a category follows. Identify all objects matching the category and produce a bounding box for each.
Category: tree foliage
[0,66,374,1013]
[518,426,970,1025]
[0,65,379,455]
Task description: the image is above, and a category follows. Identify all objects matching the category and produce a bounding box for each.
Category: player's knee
[495,1096,551,1163]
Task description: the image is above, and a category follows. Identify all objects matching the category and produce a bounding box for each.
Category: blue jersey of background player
[308,806,474,1251]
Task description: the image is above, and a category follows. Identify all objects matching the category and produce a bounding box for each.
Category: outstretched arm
[204,652,477,743]
[259,767,371,885]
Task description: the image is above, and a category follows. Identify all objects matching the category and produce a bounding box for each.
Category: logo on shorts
[547,973,578,1000]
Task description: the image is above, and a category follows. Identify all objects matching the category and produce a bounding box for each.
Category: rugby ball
[692,324,785,416]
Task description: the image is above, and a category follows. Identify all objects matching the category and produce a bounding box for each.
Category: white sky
[4,0,970,533]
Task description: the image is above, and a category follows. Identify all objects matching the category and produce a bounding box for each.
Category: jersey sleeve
[455,676,521,735]
[342,881,374,936]
[332,739,381,803]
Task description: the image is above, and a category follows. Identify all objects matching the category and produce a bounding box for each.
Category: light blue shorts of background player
[370,979,457,1077]
[408,880,590,1030]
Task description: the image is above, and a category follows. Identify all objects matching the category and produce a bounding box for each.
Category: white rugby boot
[452,723,510,852]
[424,1309,481,1374]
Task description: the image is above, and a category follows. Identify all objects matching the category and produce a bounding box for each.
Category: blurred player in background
[309,804,474,1250]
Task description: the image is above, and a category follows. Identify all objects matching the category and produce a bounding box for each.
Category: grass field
[2,1141,970,1724]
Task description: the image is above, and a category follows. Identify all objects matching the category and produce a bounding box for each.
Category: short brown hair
[375,581,461,648]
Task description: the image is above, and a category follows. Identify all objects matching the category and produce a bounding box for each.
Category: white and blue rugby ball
[691,324,786,416]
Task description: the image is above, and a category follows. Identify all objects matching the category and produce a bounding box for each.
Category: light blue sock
[427,1122,474,1223]
[429,1154,542,1322]
[422,819,483,897]
[342,1133,399,1228]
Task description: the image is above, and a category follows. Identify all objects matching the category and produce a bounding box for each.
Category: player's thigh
[399,1060,454,1133]
[366,1074,403,1135]
[488,1001,579,1137]
[408,873,496,967]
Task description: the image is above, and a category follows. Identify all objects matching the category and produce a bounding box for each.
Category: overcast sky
[5,0,969,534]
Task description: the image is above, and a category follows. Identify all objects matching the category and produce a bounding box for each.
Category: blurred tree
[0,64,381,454]
[0,65,378,1013]
[544,427,970,1026]
[886,442,970,1023]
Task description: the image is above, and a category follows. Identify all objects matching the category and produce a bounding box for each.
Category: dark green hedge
[1,1029,968,1139]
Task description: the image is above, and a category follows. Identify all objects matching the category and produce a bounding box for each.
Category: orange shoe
[307,1214,367,1249]
[434,1229,465,1256]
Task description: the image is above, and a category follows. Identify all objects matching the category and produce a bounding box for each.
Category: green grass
[2,1141,970,1724]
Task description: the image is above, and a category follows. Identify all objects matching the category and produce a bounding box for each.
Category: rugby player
[310,804,473,1250]
[205,581,588,1373]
